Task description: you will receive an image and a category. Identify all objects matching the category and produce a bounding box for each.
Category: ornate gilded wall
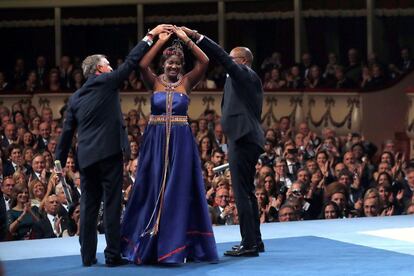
[1,90,361,135]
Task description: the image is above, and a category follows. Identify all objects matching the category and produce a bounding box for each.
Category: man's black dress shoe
[83,258,98,267]
[232,241,265,253]
[224,245,259,257]
[105,257,130,267]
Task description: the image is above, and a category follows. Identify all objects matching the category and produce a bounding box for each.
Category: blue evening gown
[121,91,219,264]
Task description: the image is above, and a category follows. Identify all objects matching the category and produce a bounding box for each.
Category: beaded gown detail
[120,90,218,264]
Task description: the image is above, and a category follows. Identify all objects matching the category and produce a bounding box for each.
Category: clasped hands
[148,24,198,44]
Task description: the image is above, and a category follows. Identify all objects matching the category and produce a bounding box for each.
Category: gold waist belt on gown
[148,115,188,124]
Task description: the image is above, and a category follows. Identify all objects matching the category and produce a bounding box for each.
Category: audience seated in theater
[285,65,304,89]
[263,68,286,89]
[0,72,11,92]
[299,52,314,79]
[278,204,299,222]
[304,65,327,89]
[32,194,66,239]
[398,48,413,73]
[323,52,339,82]
[344,48,362,85]
[7,183,40,240]
[33,55,48,90]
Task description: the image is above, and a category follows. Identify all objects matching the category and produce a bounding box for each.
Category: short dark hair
[7,143,22,157]
[212,148,224,156]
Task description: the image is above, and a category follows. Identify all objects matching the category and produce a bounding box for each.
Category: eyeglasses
[292,189,303,196]
[217,195,229,199]
[279,212,294,217]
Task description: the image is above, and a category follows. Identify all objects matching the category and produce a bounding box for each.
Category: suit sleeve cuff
[142,36,154,46]
[196,35,205,44]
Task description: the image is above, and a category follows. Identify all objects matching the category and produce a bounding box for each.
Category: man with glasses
[33,194,66,238]
[278,204,298,222]
[273,157,293,190]
[213,187,234,225]
[286,181,319,220]
[182,27,265,257]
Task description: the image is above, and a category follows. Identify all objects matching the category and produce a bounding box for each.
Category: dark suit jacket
[31,171,52,186]
[0,137,12,151]
[57,204,69,220]
[198,36,265,148]
[398,59,413,72]
[32,213,68,239]
[64,177,80,204]
[3,160,33,177]
[402,182,413,209]
[0,191,7,241]
[36,136,49,151]
[55,41,150,169]
[32,216,57,239]
[213,206,226,225]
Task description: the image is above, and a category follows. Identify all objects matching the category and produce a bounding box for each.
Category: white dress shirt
[47,214,59,236]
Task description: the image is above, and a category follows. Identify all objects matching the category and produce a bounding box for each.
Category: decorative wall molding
[201,96,215,114]
[134,96,147,120]
[306,96,360,130]
[0,89,403,139]
[289,96,303,128]
[38,97,50,108]
[261,96,278,126]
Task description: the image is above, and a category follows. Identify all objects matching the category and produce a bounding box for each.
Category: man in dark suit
[213,187,232,225]
[0,189,6,241]
[30,153,51,185]
[183,27,265,257]
[0,123,16,152]
[34,55,48,89]
[32,194,66,239]
[55,24,172,267]
[36,122,51,151]
[3,144,32,177]
[398,48,413,73]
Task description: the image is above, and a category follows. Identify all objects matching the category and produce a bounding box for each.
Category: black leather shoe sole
[83,258,98,267]
[105,258,130,267]
[224,247,259,257]
[232,242,265,253]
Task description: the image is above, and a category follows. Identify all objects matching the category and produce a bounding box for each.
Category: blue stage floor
[1,215,414,275]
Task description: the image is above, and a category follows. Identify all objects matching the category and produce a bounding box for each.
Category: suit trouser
[228,137,262,248]
[79,152,123,263]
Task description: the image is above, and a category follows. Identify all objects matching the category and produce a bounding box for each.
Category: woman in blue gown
[121,27,219,264]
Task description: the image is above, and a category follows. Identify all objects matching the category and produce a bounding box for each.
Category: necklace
[159,74,183,91]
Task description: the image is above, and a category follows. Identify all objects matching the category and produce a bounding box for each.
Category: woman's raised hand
[148,24,173,36]
[159,32,172,41]
[172,26,189,41]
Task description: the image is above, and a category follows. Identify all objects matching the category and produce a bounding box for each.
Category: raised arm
[107,24,173,89]
[181,26,248,84]
[173,26,209,92]
[139,32,172,90]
